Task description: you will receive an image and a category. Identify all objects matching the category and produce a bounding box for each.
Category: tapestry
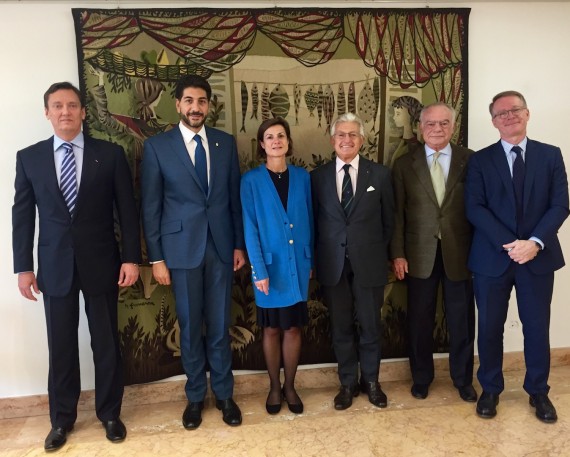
[72,7,470,385]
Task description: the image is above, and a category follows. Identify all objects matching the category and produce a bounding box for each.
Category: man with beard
[141,75,246,429]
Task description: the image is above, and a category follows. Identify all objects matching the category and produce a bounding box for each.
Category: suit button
[289,240,294,244]
[290,224,294,228]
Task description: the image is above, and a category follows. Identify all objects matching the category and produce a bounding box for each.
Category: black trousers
[322,256,384,386]
[406,243,475,387]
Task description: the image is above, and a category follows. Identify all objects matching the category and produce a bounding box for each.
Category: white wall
[1,1,570,398]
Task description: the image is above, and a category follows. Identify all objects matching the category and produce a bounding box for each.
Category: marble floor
[1,365,570,457]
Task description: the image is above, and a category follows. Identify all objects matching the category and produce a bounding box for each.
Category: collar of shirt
[53,132,85,152]
[335,154,360,174]
[425,143,452,180]
[335,154,359,200]
[501,137,528,158]
[179,121,207,147]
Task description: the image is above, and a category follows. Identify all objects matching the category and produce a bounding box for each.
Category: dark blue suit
[465,139,568,395]
[141,125,244,402]
[12,136,141,428]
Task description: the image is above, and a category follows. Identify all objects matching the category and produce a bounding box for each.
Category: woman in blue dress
[240,117,313,415]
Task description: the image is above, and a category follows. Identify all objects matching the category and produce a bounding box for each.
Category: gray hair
[419,102,456,125]
[330,112,365,137]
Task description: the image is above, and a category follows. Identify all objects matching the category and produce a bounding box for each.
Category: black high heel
[282,387,304,414]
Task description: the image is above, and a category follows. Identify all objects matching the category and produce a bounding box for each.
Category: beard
[179,111,206,130]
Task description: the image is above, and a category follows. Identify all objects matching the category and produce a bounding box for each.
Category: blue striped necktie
[60,142,77,214]
[341,164,354,215]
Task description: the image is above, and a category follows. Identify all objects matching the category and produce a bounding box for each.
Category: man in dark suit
[311,113,394,410]
[390,102,476,402]
[141,75,246,429]
[465,90,569,423]
[12,82,141,451]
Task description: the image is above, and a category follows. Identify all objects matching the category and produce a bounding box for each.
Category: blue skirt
[256,301,309,330]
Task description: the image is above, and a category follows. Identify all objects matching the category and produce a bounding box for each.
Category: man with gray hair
[311,113,394,410]
[390,102,477,402]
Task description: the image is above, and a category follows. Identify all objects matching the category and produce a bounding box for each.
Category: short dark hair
[489,90,527,115]
[44,82,83,108]
[175,75,212,101]
[256,117,294,159]
[392,95,423,125]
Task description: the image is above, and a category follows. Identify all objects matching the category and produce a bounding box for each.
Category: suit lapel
[491,140,517,211]
[444,146,468,205]
[410,147,439,207]
[523,139,538,213]
[168,128,204,194]
[206,127,220,198]
[351,156,370,214]
[324,161,345,218]
[75,138,101,218]
[40,138,69,214]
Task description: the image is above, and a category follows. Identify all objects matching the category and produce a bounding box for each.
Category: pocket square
[367,186,375,192]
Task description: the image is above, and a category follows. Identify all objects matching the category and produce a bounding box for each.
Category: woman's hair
[392,96,424,125]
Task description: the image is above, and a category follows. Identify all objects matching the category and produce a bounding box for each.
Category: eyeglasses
[422,120,452,129]
[492,107,526,120]
[333,132,361,140]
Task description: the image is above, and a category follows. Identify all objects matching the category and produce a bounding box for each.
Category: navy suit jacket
[241,165,314,308]
[311,156,394,287]
[465,139,569,277]
[141,125,244,268]
[12,136,141,297]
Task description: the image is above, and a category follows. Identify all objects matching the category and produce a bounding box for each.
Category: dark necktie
[60,142,77,214]
[194,135,208,193]
[511,146,525,225]
[341,164,354,215]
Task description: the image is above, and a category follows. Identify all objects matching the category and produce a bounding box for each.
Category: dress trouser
[406,243,475,387]
[322,256,384,387]
[170,234,235,402]
[44,272,122,428]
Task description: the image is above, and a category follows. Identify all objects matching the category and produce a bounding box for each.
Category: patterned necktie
[430,150,446,207]
[60,142,77,214]
[194,135,208,193]
[512,145,525,225]
[341,164,354,215]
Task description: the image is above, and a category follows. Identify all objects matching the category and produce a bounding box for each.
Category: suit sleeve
[304,171,315,269]
[229,137,245,251]
[389,159,405,259]
[12,151,36,273]
[240,174,268,281]
[464,153,517,249]
[113,145,142,263]
[141,139,165,262]
[530,147,570,243]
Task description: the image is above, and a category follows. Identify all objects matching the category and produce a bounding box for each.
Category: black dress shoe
[476,391,499,418]
[360,380,388,408]
[411,383,429,399]
[102,418,127,442]
[182,401,204,430]
[282,387,304,414]
[216,398,242,426]
[334,384,359,410]
[529,393,557,423]
[266,389,282,415]
[44,425,72,452]
[457,384,478,402]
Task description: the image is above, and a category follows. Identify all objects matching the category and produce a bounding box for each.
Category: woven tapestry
[73,7,470,385]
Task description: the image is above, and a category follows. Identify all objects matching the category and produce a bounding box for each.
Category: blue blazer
[465,139,569,277]
[141,126,244,268]
[240,165,314,308]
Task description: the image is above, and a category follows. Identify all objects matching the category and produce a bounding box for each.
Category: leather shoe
[476,391,499,418]
[216,398,242,426]
[44,425,72,452]
[360,380,387,408]
[266,389,282,415]
[102,418,126,442]
[529,393,557,423]
[334,384,359,410]
[457,384,478,402]
[182,401,204,430]
[282,387,304,414]
[411,383,429,399]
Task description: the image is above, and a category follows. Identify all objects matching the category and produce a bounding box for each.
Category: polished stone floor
[1,365,569,456]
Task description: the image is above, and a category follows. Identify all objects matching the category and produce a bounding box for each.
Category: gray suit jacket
[311,156,394,287]
[390,143,473,281]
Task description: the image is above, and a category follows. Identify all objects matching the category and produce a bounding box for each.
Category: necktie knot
[193,134,208,193]
[511,145,523,156]
[341,163,354,215]
[343,164,351,174]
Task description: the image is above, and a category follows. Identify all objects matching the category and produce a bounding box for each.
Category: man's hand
[118,263,139,287]
[255,278,269,295]
[392,258,409,281]
[18,272,40,301]
[152,261,171,285]
[233,249,246,271]
[503,239,540,264]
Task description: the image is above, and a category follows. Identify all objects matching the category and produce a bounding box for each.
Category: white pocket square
[367,186,375,192]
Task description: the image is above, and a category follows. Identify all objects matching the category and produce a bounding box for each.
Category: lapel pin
[216,142,219,147]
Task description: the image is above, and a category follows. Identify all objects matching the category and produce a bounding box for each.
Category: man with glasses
[311,113,394,410]
[465,90,569,422]
[390,102,477,402]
